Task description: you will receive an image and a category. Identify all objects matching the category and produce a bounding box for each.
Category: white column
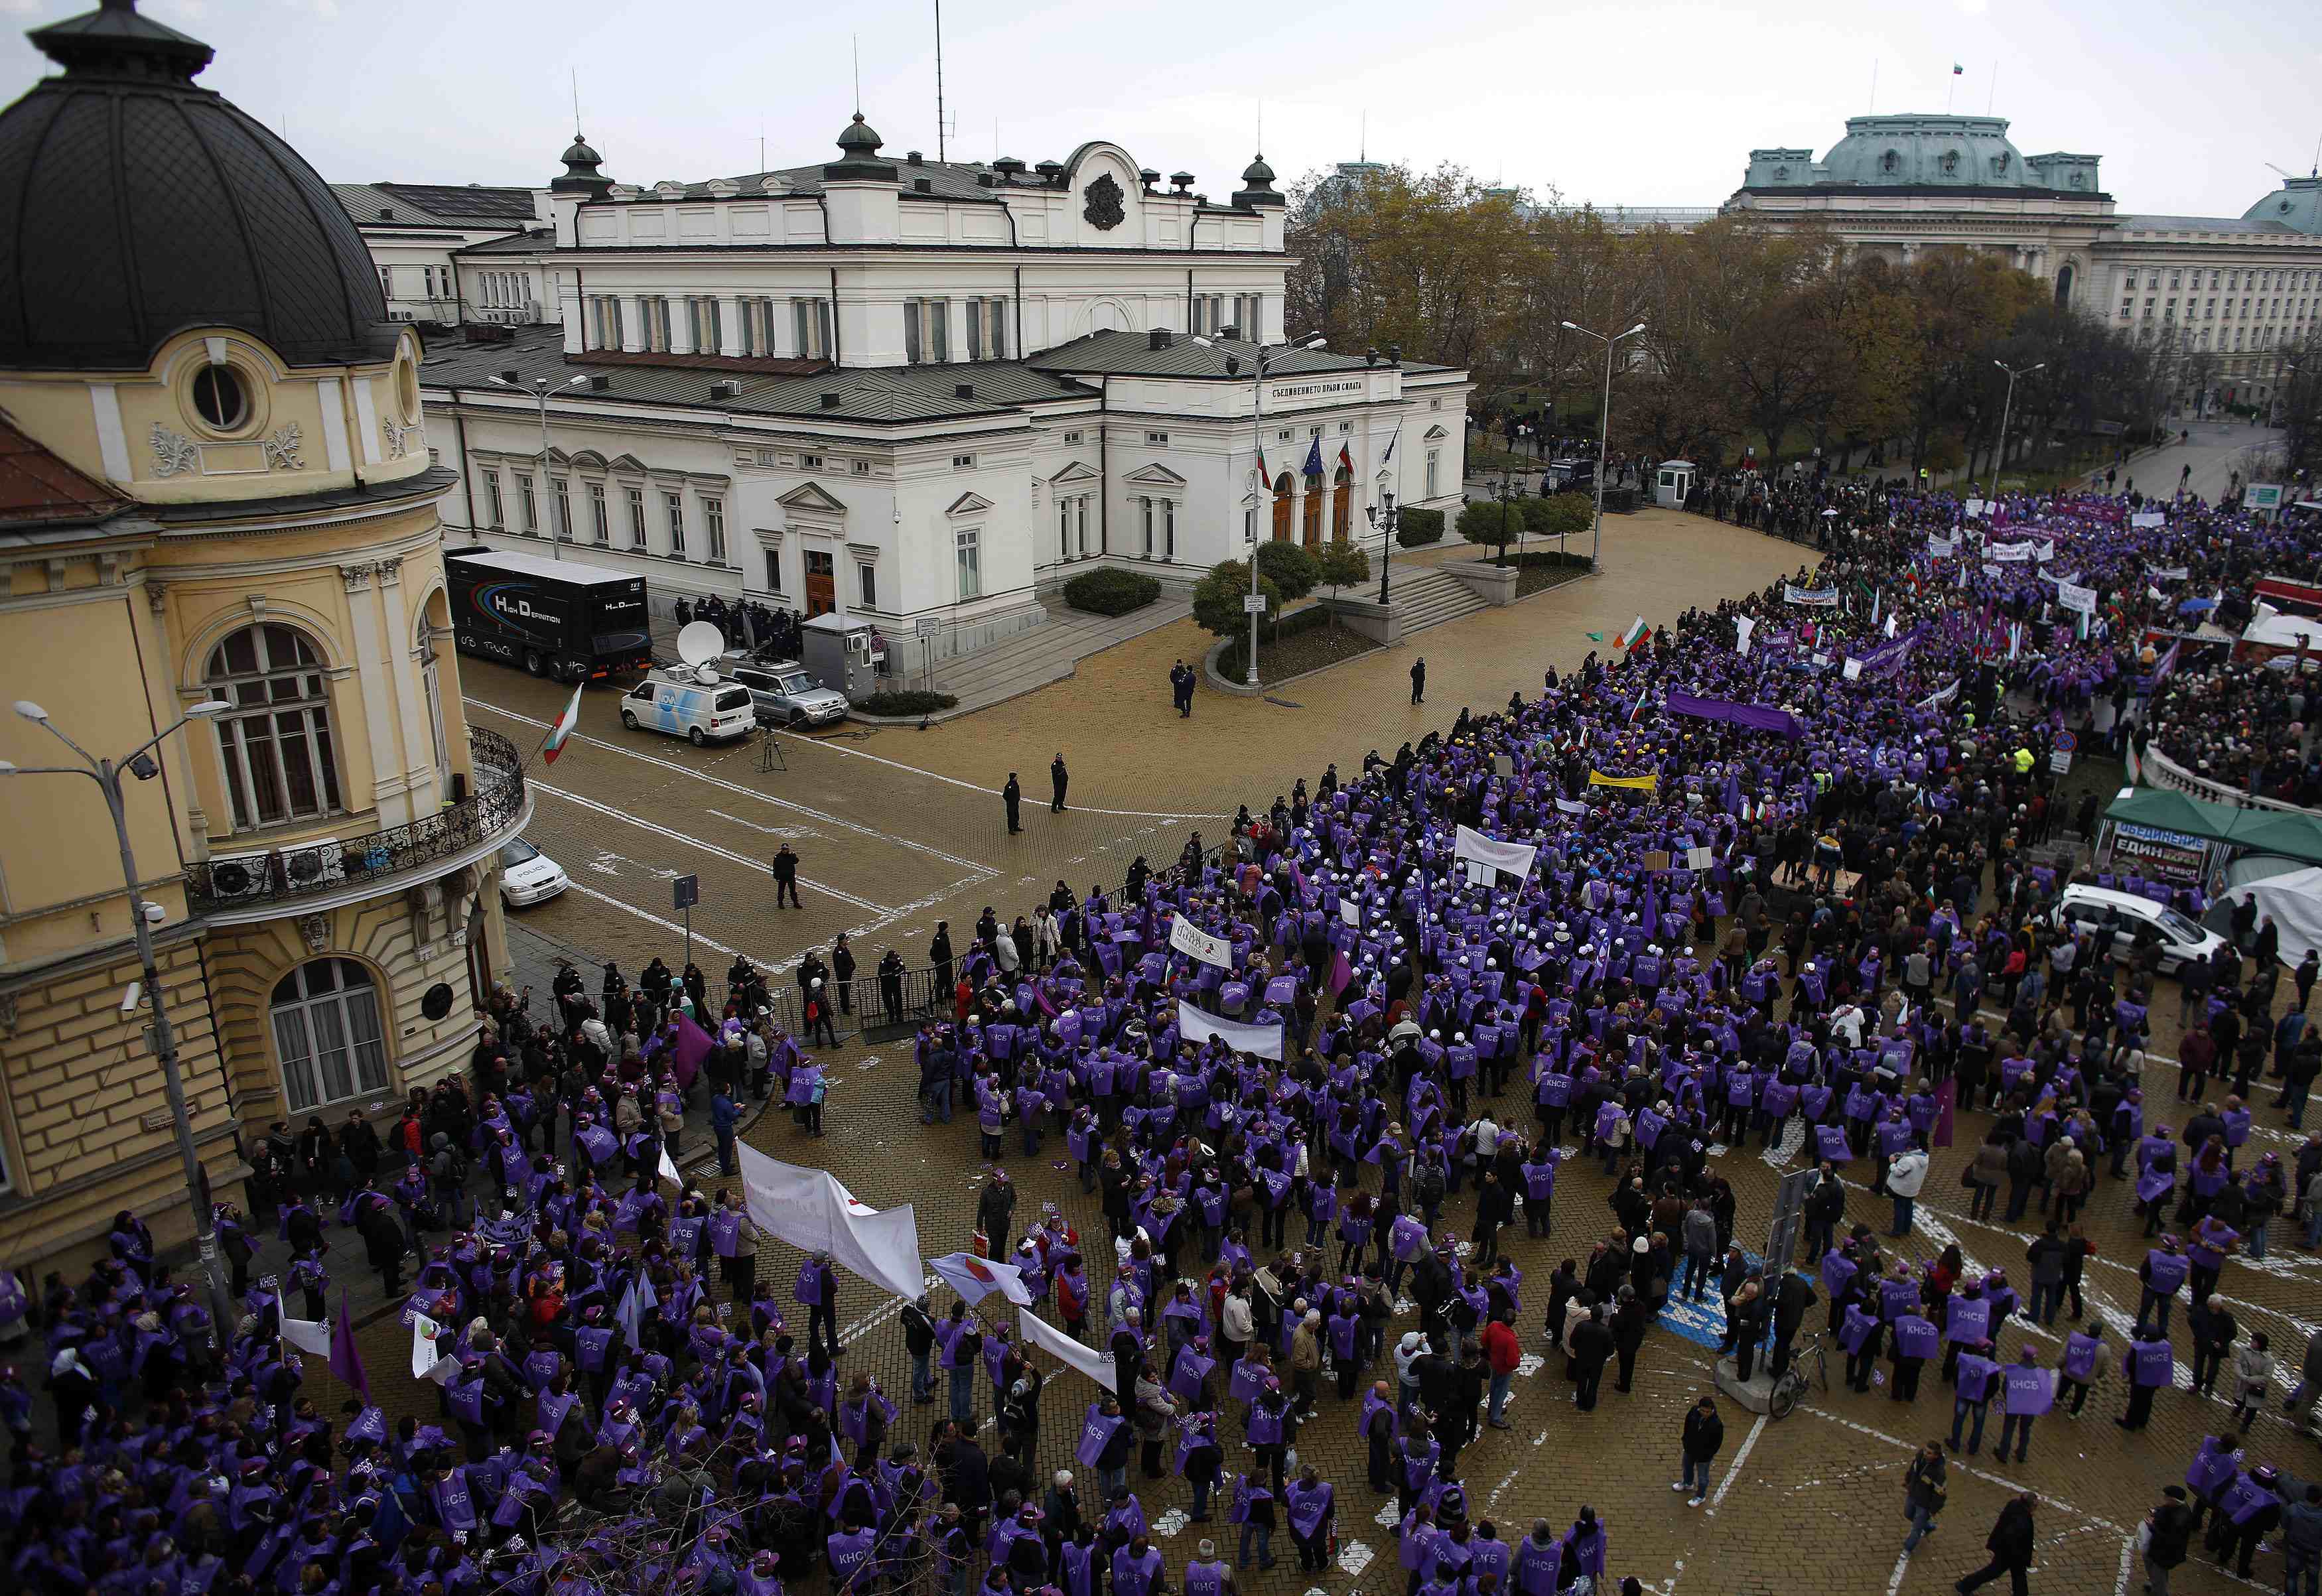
[669,299,695,356]
[375,557,440,807]
[622,295,647,353]
[340,563,412,827]
[719,296,744,357]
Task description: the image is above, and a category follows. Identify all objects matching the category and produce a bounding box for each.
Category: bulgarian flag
[1617,616,1648,651]
[541,681,583,764]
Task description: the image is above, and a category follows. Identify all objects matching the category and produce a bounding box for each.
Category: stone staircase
[925,594,1193,715]
[1387,565,1491,635]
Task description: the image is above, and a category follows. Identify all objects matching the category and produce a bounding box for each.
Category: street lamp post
[1195,329,1326,687]
[1986,360,2045,507]
[488,372,591,559]
[3,698,236,1347]
[1560,320,1647,570]
[1367,490,1397,605]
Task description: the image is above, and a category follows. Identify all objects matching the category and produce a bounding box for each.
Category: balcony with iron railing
[186,727,530,919]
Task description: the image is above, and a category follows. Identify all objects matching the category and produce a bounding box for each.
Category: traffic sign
[1242,594,1268,614]
[673,874,700,911]
[915,616,940,639]
[2053,728,2077,753]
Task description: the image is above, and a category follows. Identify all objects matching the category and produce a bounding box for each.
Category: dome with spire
[825,111,896,182]
[553,129,612,196]
[0,0,395,371]
[2243,175,2322,236]
[1233,151,1282,208]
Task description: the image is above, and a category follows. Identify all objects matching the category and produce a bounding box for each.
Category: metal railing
[186,728,528,913]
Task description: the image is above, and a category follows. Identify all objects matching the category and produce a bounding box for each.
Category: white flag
[411,1312,443,1380]
[1020,1309,1117,1392]
[928,1250,1034,1306]
[658,1142,683,1185]
[281,1313,333,1358]
[1167,913,1234,970]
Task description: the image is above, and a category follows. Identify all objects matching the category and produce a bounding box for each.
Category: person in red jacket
[1481,1317,1522,1429]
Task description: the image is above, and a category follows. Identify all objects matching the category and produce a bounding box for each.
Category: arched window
[270,958,389,1113]
[417,610,448,778]
[205,624,342,830]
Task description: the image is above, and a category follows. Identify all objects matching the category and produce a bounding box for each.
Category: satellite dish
[676,620,725,669]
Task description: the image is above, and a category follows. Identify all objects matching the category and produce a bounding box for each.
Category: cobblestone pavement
[328,507,2322,1596]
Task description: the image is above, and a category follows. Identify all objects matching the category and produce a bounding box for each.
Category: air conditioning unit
[202,848,277,903]
[276,838,348,893]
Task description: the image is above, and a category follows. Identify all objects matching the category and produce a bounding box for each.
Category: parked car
[620,667,756,745]
[497,836,569,907]
[2045,883,2226,975]
[720,654,851,726]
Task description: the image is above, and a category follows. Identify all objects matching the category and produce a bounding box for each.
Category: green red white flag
[1617,616,1648,651]
[542,682,583,764]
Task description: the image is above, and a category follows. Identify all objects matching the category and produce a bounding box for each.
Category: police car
[618,667,757,746]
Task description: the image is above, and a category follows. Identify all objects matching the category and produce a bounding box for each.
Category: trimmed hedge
[1396,507,1445,547]
[859,690,959,715]
[1061,568,1161,616]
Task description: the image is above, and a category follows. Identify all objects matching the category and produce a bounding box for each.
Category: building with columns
[1724,115,2322,411]
[409,120,1468,657]
[0,2,523,1268]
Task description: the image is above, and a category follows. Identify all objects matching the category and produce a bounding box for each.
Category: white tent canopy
[2222,866,2322,968]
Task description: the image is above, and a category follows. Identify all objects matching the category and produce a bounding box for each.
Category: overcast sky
[3,0,2314,218]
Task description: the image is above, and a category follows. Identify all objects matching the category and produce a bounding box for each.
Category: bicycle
[1768,1330,1830,1420]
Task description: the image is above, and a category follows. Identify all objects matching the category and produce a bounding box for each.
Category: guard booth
[800,612,882,702]
[1656,459,1696,508]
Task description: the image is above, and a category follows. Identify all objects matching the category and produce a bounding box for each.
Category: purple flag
[670,1012,715,1087]
[1328,949,1353,998]
[330,1288,370,1401]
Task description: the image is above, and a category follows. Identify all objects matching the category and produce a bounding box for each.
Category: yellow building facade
[0,1,525,1274]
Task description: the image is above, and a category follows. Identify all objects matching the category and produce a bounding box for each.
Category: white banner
[1735,614,1755,656]
[1981,563,2004,578]
[1338,898,1361,928]
[734,1145,925,1300]
[1960,502,1986,521]
[1454,824,1538,880]
[1988,541,2034,563]
[1915,678,1961,710]
[2035,539,2057,563]
[1926,534,1959,557]
[928,1251,1034,1306]
[1784,584,1839,607]
[1176,999,1284,1060]
[1167,913,1234,970]
[1842,658,1863,681]
[1020,1309,1117,1392]
[2058,580,2098,616]
[2132,511,2165,529]
[281,1311,332,1358]
[2152,565,2187,581]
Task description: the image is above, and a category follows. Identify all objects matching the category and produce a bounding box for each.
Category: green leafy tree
[1316,539,1371,597]
[1191,561,1281,639]
[1254,539,1319,600]
[1541,492,1596,543]
[1458,497,1523,551]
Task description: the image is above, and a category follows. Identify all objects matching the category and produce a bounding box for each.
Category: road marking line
[1708,1412,1765,1510]
[1883,1551,1911,1596]
[467,697,998,876]
[533,781,898,914]
[766,726,1234,820]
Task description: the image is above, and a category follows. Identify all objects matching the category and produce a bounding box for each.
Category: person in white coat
[1885,1146,1929,1238]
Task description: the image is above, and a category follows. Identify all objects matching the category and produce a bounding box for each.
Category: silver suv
[722,655,850,726]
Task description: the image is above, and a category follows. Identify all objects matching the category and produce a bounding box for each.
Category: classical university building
[0,3,524,1266]
[1724,114,2322,412]
[396,123,1469,657]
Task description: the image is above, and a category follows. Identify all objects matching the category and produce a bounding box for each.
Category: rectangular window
[1425,448,1440,499]
[1142,496,1154,558]
[378,265,393,300]
[1059,497,1072,563]
[1148,431,1169,444]
[1063,430,1083,444]
[858,562,877,608]
[626,486,648,549]
[588,481,610,543]
[765,547,784,593]
[852,459,872,477]
[1163,498,1174,561]
[965,300,982,361]
[929,299,949,363]
[703,496,726,563]
[988,297,1008,358]
[904,300,923,364]
[551,476,573,541]
[801,453,824,470]
[956,528,982,600]
[483,470,504,529]
[517,474,538,533]
[664,491,686,557]
[953,454,976,469]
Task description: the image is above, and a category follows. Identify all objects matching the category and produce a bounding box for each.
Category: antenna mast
[571,68,580,132]
[935,0,947,163]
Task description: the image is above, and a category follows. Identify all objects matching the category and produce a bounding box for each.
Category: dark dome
[1243,153,1276,186]
[837,112,882,155]
[0,0,396,372]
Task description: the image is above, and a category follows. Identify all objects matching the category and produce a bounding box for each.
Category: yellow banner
[1588,769,1659,791]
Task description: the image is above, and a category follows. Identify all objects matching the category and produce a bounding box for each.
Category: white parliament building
[390,119,1469,660]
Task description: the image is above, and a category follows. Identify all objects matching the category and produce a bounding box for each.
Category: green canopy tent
[2220,807,2322,867]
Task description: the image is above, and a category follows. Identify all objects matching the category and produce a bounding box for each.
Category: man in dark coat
[1568,1309,1612,1412]
[360,1197,407,1296]
[1004,773,1023,834]
[771,844,801,909]
[1051,754,1069,813]
[1410,656,1426,704]
[1677,1395,1724,1504]
[1768,1270,1818,1378]
[1955,1492,2035,1595]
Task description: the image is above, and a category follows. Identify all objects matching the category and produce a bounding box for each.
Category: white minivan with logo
[2047,884,2228,975]
[620,668,756,746]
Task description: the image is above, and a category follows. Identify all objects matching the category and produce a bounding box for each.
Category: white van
[2046,884,2228,975]
[619,669,756,746]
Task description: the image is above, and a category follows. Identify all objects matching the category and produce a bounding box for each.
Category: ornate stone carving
[340,562,376,592]
[380,418,424,460]
[263,423,305,470]
[377,556,403,586]
[1082,172,1125,232]
[145,578,168,615]
[295,914,330,953]
[149,423,198,477]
